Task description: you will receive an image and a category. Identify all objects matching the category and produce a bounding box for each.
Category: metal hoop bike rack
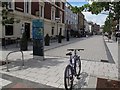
[6,50,24,72]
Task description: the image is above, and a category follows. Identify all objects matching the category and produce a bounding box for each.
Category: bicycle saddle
[66,52,72,56]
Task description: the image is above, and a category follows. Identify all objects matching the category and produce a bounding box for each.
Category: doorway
[25,23,30,40]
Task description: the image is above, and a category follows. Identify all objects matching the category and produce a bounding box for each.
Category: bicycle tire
[64,65,73,90]
[75,58,81,76]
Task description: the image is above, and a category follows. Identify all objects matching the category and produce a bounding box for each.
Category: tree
[103,18,111,33]
[71,1,120,33]
[1,2,20,26]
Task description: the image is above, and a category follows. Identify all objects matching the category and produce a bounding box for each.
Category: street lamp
[55,18,60,36]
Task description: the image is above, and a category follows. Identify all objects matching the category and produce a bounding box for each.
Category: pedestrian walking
[45,34,50,46]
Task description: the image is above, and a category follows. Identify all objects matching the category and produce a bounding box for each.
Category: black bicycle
[64,48,84,90]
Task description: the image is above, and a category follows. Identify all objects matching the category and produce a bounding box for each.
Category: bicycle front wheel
[64,65,73,90]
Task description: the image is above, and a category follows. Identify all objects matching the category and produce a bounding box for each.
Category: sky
[68,0,108,26]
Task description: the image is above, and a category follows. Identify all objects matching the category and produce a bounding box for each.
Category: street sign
[32,19,44,58]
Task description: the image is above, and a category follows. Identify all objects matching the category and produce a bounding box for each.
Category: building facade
[92,23,100,35]
[88,21,94,35]
[65,2,78,31]
[44,1,65,36]
[84,19,89,34]
[1,0,65,43]
[65,2,78,37]
[78,12,85,36]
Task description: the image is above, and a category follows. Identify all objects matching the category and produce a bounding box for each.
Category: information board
[32,19,44,57]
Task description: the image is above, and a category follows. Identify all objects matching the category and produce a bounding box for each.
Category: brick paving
[0,35,119,89]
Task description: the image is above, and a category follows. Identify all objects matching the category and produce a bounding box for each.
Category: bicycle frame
[68,50,80,75]
[64,49,84,90]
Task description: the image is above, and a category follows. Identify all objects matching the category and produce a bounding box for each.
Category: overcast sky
[68,0,108,26]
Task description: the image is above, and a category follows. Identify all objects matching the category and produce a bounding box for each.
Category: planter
[20,40,28,51]
[45,34,50,46]
[20,32,28,51]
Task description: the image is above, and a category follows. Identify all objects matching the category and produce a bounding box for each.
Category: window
[8,2,12,8]
[51,27,54,35]
[25,0,29,13]
[5,25,13,36]
[41,6,43,17]
[26,2,29,13]
[8,1,14,10]
[51,10,54,20]
[60,28,62,35]
[60,11,62,23]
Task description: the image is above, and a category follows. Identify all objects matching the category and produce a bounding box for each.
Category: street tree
[1,2,20,25]
[71,1,120,33]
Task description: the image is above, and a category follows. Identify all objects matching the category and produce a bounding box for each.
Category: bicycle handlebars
[67,49,84,51]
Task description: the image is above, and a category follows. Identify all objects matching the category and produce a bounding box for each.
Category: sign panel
[32,19,44,57]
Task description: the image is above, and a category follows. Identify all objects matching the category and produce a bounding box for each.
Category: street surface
[0,35,119,89]
[45,36,108,62]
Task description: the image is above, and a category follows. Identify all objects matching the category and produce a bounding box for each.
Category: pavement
[0,35,119,89]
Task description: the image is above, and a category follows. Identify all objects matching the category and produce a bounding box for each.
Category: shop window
[5,25,13,36]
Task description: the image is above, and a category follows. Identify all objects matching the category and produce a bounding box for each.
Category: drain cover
[101,59,108,62]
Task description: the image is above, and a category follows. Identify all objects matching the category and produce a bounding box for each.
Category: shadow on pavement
[103,39,115,64]
[2,57,64,72]
[73,72,89,89]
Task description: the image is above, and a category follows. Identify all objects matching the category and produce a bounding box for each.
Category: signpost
[32,19,44,60]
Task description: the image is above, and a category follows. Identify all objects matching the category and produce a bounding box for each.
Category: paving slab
[0,35,119,89]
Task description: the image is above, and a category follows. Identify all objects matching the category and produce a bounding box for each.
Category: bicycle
[64,48,84,90]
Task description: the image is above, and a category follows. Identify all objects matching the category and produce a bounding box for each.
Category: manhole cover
[0,61,10,66]
[96,78,120,89]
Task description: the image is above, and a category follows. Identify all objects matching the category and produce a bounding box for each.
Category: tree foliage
[71,1,120,33]
[71,1,120,18]
[2,2,20,26]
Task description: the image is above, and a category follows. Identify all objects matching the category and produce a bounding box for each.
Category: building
[92,23,100,35]
[78,12,85,36]
[65,2,78,36]
[88,21,94,35]
[0,0,65,45]
[84,19,89,34]
[44,1,65,36]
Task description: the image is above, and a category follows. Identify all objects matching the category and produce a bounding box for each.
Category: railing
[6,50,24,72]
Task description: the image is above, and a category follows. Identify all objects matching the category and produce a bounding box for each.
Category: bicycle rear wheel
[75,58,81,76]
[64,65,73,90]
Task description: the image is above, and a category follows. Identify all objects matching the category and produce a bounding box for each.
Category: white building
[65,2,78,31]
[84,19,89,33]
[88,21,93,34]
[0,1,65,45]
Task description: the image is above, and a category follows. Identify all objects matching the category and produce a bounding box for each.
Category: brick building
[78,12,85,36]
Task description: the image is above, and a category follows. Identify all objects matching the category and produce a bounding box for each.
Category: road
[45,35,108,62]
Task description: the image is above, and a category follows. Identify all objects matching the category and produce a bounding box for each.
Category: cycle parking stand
[6,50,24,72]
